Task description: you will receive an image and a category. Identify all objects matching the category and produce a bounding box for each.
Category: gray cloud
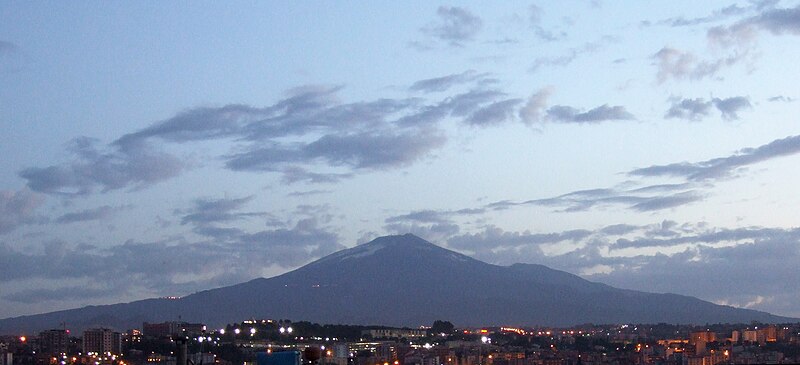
[666,96,751,121]
[421,6,483,47]
[709,4,800,47]
[0,189,44,234]
[439,222,800,316]
[448,225,591,253]
[546,104,635,123]
[713,96,752,120]
[287,189,332,197]
[109,83,526,186]
[767,95,795,102]
[665,98,713,121]
[20,137,184,195]
[55,205,127,224]
[226,129,446,174]
[0,217,344,303]
[466,99,523,126]
[499,185,703,213]
[4,286,111,304]
[179,196,261,225]
[177,196,272,238]
[409,70,493,93]
[630,134,800,181]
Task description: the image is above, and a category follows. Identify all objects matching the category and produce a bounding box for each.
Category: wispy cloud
[630,134,800,181]
[55,205,128,224]
[652,47,748,82]
[420,6,483,47]
[546,104,635,123]
[20,137,183,195]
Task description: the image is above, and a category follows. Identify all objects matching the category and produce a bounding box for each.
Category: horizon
[2,1,800,321]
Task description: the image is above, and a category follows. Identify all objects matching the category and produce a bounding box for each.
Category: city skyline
[2,1,800,320]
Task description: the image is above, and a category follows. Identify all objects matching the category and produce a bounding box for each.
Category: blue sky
[2,1,800,321]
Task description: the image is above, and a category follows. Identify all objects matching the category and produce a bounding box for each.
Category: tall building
[39,330,69,356]
[82,329,122,355]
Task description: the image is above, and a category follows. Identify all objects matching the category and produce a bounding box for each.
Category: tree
[431,320,455,335]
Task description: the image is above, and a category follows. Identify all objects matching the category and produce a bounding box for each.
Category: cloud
[712,96,752,120]
[546,104,635,123]
[447,225,591,253]
[0,189,45,234]
[409,70,493,93]
[55,205,127,224]
[527,5,564,41]
[658,4,749,27]
[708,4,800,47]
[665,98,713,121]
[177,196,272,238]
[226,129,446,173]
[20,137,184,195]
[107,83,528,186]
[518,87,553,124]
[665,96,751,121]
[630,134,800,181]
[0,217,345,304]
[767,95,794,102]
[437,221,800,316]
[652,47,747,82]
[287,189,332,197]
[529,38,612,72]
[421,6,483,47]
[494,185,703,213]
[4,286,112,304]
[466,99,523,126]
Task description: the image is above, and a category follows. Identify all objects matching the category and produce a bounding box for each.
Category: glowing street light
[219,329,225,335]
[250,328,256,335]
[234,328,241,335]
[279,327,286,334]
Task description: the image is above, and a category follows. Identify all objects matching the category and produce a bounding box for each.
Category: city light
[234,328,241,335]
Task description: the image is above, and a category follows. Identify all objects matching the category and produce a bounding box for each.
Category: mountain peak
[310,233,472,266]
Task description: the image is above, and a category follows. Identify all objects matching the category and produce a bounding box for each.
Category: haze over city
[2,0,800,322]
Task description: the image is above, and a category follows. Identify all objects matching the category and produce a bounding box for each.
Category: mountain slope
[0,234,793,333]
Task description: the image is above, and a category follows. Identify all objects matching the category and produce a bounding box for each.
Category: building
[39,330,69,355]
[363,329,426,339]
[143,322,206,338]
[83,329,122,355]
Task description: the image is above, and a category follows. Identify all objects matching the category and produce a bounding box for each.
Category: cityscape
[3,319,800,365]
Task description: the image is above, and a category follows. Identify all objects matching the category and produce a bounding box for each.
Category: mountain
[0,234,794,333]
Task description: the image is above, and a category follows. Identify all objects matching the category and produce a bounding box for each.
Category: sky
[2,1,800,321]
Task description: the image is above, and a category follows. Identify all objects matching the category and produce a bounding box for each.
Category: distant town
[2,319,800,365]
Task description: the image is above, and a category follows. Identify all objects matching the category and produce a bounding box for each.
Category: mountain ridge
[0,234,794,333]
